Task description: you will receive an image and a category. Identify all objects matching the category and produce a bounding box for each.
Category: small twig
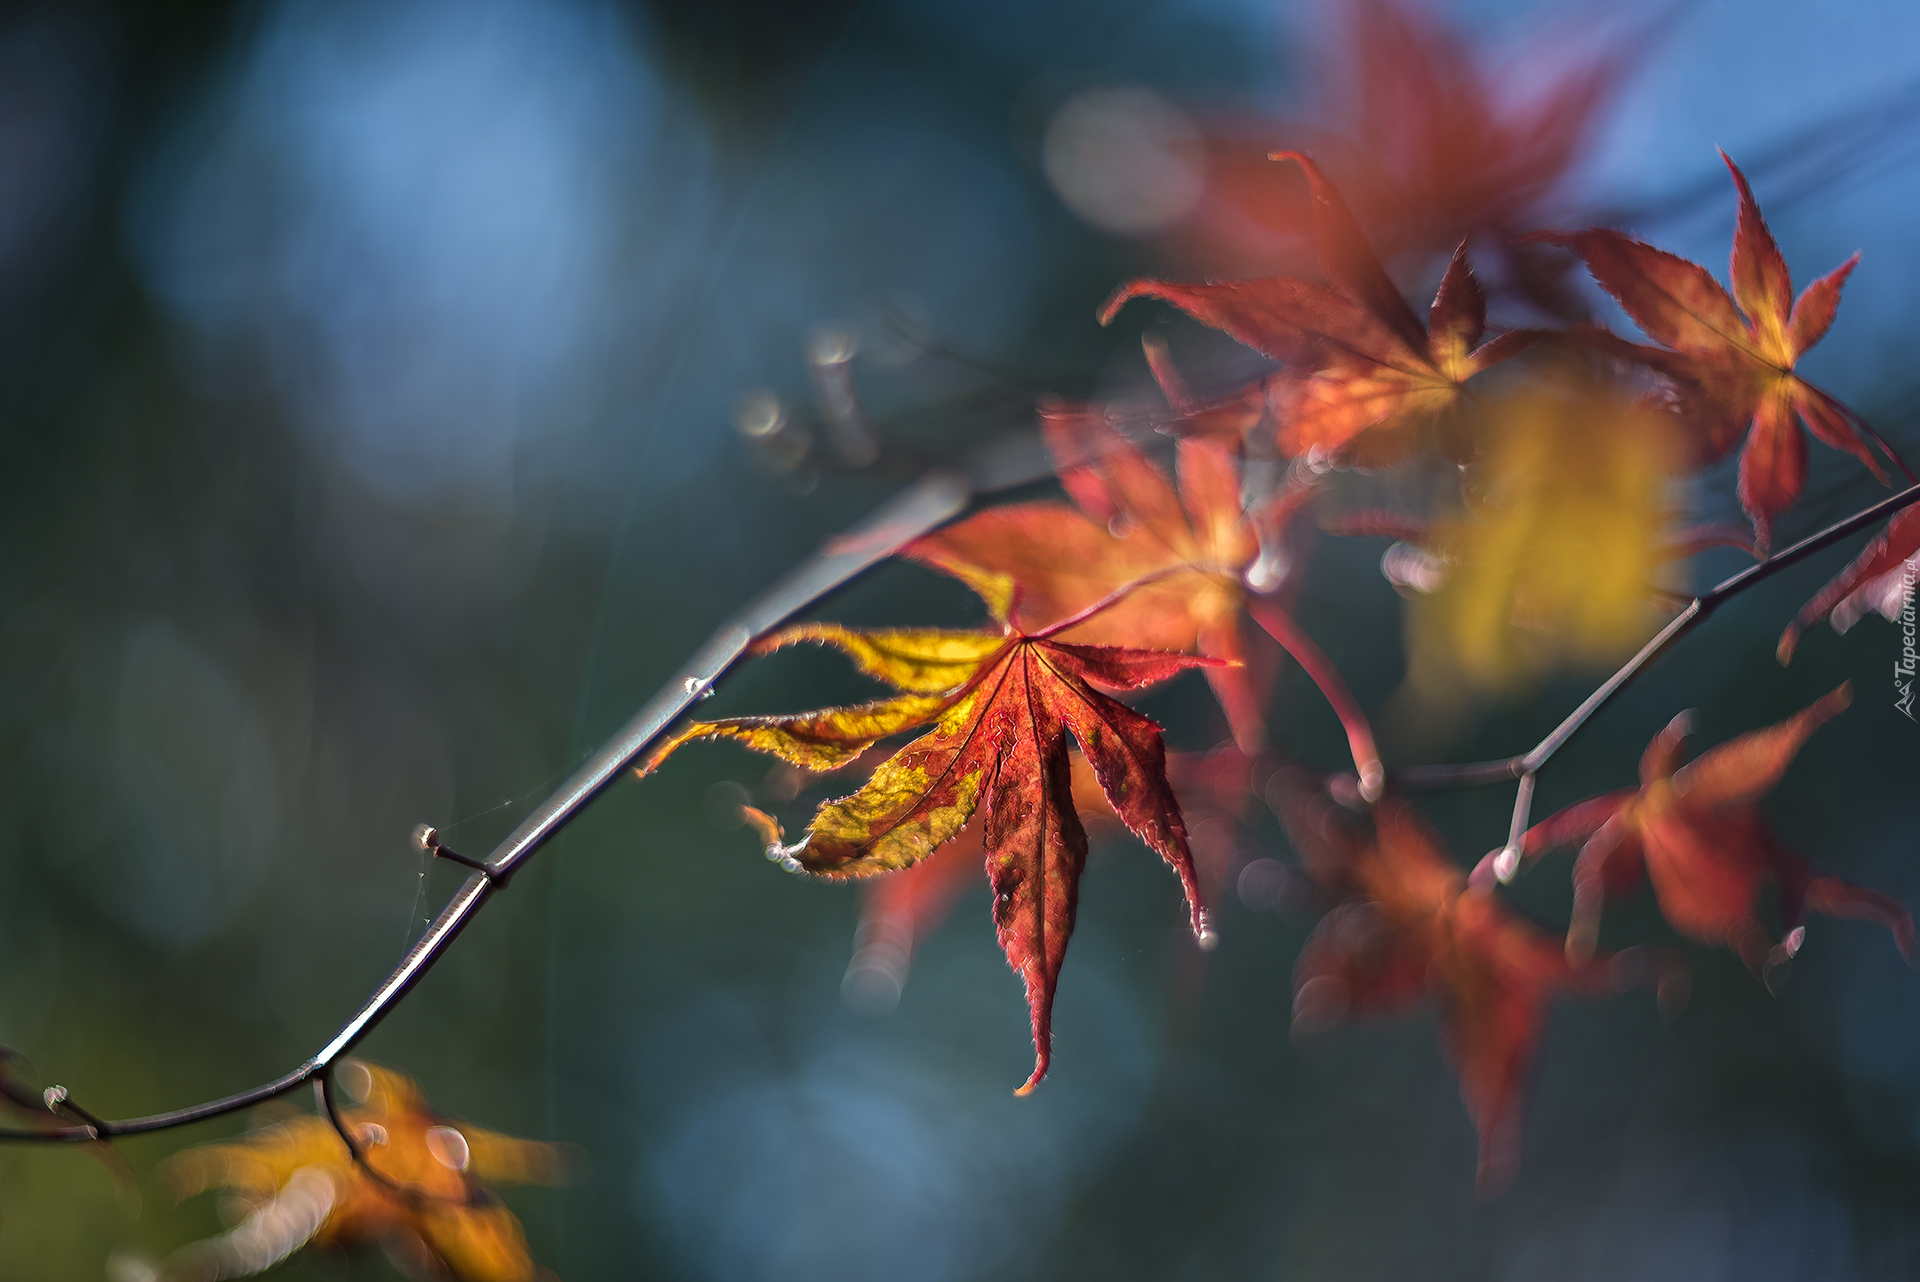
[1394,481,1920,798]
[42,1086,103,1139]
[1391,757,1526,790]
[1490,772,1537,883]
[412,825,490,876]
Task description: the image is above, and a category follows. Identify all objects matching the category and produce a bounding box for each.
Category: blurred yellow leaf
[156,1060,567,1282]
[1404,381,1676,701]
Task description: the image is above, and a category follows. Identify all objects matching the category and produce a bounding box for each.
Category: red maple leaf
[1487,684,1913,977]
[640,590,1217,1093]
[909,409,1276,751]
[1273,771,1667,1191]
[1777,505,1920,662]
[911,407,1382,791]
[1529,153,1896,550]
[1103,153,1536,465]
[839,750,1118,1012]
[1169,0,1630,285]
[842,746,1255,1009]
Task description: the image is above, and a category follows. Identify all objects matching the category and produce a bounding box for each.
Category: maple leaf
[1777,505,1920,662]
[638,589,1218,1093]
[158,1061,567,1282]
[1103,152,1536,464]
[1168,0,1630,283]
[1272,771,1665,1191]
[840,749,1120,1013]
[1490,684,1914,977]
[909,409,1383,789]
[908,407,1273,750]
[1529,153,1894,550]
[841,746,1257,1012]
[1386,379,1682,698]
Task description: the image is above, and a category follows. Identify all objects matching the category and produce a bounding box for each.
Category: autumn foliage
[641,113,1916,1201]
[157,1063,566,1281]
[640,0,1919,1200]
[21,1,1920,1276]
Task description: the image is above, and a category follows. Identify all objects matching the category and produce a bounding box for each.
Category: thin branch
[8,458,1914,1144]
[1395,481,1920,798]
[0,446,1057,1145]
[1490,771,1538,882]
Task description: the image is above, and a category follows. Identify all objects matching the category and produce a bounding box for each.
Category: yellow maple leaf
[153,1060,567,1282]
[1401,378,1677,702]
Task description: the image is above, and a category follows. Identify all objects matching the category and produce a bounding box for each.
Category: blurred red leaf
[909,409,1280,751]
[1778,505,1920,661]
[1105,154,1536,464]
[1273,772,1661,1191]
[1172,0,1629,279]
[1497,683,1913,976]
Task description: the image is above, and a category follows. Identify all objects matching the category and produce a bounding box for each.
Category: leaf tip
[741,806,806,873]
[740,804,783,846]
[1775,623,1801,665]
[1193,906,1220,952]
[1097,281,1150,327]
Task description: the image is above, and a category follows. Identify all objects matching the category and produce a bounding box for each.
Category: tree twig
[1384,481,1920,879]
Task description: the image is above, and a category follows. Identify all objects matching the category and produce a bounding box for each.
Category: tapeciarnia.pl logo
[1898,559,1917,720]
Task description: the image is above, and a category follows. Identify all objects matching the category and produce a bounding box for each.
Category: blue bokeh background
[0,0,1916,1277]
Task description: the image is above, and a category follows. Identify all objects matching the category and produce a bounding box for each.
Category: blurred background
[0,0,1919,1276]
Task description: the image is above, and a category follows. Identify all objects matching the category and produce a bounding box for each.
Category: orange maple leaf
[639,587,1217,1093]
[1489,684,1913,977]
[1530,153,1895,550]
[910,408,1383,789]
[908,407,1283,750]
[1104,153,1536,464]
[159,1061,567,1282]
[1273,772,1664,1191]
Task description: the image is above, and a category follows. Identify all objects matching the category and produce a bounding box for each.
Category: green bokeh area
[2,0,1920,1278]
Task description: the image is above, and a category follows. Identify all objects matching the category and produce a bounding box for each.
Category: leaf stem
[1030,565,1193,640]
[1246,598,1384,801]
